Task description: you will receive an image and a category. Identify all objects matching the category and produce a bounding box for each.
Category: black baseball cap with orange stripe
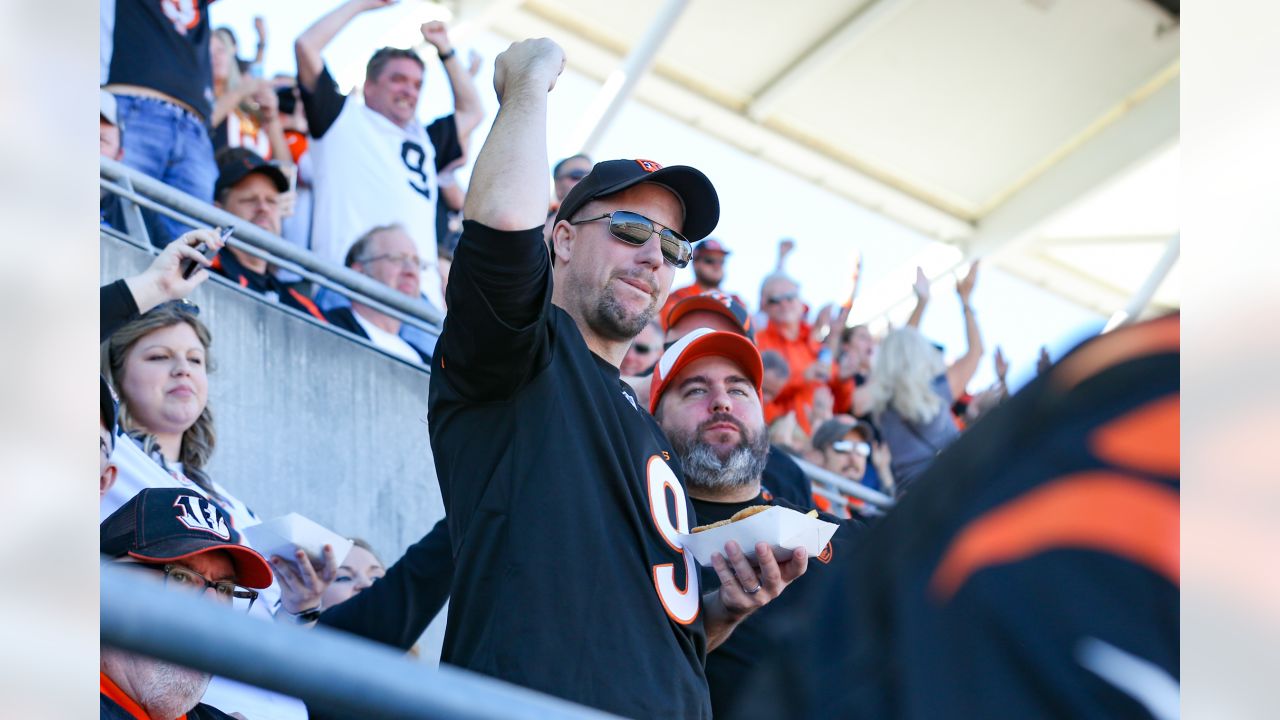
[664,290,754,340]
[101,488,273,589]
[553,159,720,242]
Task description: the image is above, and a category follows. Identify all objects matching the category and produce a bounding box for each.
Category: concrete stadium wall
[101,234,448,661]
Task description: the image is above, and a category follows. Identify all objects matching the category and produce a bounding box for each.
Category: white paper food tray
[678,505,838,566]
[241,512,354,567]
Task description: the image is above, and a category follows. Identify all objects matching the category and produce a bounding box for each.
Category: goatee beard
[589,270,659,341]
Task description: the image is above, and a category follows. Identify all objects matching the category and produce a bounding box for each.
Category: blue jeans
[113,94,217,248]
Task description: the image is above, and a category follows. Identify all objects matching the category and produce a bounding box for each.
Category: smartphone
[181,226,232,280]
[275,86,298,115]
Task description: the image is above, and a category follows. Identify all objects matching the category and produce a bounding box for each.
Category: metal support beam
[101,563,619,720]
[964,71,1180,260]
[747,0,913,122]
[116,174,151,247]
[574,0,689,155]
[1103,233,1179,332]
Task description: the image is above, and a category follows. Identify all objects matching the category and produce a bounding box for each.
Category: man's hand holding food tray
[680,505,839,566]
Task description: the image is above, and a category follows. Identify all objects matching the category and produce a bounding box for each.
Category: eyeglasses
[569,210,693,268]
[558,168,589,181]
[831,440,871,457]
[632,343,656,354]
[696,255,724,266]
[765,292,799,306]
[360,253,428,271]
[138,562,259,612]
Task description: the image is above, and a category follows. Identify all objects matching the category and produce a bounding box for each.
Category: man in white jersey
[295,0,483,312]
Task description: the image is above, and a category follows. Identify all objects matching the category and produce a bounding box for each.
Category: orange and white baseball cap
[649,328,763,413]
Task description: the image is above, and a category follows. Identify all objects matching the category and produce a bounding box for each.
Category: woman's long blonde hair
[865,327,947,426]
[101,303,223,504]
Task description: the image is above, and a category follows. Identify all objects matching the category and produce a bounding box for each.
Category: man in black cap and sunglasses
[101,488,273,720]
[428,38,808,718]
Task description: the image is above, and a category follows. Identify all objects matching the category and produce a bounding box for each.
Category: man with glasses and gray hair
[101,488,273,720]
[325,223,432,363]
[428,38,809,717]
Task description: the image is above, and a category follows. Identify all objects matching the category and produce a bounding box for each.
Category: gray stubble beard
[668,415,770,493]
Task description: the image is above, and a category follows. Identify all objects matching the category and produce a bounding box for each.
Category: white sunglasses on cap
[831,440,871,457]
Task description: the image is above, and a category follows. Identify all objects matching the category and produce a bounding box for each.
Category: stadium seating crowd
[99,4,1177,719]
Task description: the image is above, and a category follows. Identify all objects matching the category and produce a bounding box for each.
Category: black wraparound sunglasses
[569,210,693,268]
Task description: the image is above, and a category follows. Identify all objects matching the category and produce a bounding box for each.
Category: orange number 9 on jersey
[646,456,700,625]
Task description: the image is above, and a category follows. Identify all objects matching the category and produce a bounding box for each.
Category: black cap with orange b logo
[553,158,720,242]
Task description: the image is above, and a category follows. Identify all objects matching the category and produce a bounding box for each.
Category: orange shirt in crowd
[830,371,871,416]
[756,320,825,435]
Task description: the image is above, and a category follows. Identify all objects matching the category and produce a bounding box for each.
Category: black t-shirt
[100,279,140,343]
[103,0,216,121]
[691,493,861,719]
[316,518,452,651]
[310,519,454,720]
[428,221,711,719]
[761,445,813,506]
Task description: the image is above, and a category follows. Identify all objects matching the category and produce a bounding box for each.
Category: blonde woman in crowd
[860,264,983,493]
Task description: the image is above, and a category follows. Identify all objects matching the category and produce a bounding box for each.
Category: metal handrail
[100,178,438,340]
[793,456,895,509]
[101,562,618,720]
[100,156,443,331]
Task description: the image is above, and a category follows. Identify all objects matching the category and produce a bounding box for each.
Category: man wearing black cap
[101,488,274,720]
[210,148,325,321]
[428,38,807,718]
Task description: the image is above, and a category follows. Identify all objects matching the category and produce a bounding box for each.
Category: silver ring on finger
[743,582,762,595]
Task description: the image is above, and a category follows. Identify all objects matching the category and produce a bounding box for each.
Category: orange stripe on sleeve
[1090,395,1179,477]
[929,472,1179,603]
[1053,314,1178,392]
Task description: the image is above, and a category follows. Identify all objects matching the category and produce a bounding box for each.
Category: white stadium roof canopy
[445,0,1179,321]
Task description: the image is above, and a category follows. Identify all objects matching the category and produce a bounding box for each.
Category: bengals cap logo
[704,290,733,309]
[635,159,663,173]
